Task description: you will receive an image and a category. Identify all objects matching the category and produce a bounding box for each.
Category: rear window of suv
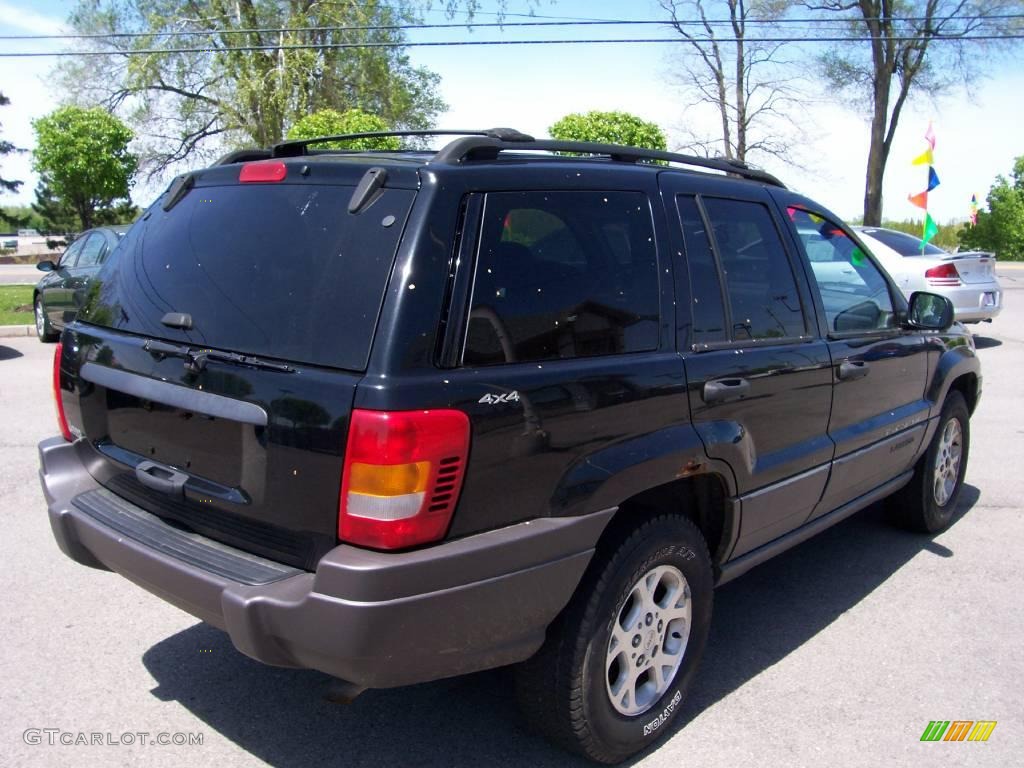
[80,182,414,371]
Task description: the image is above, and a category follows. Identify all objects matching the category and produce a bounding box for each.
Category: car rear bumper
[39,437,611,688]
[941,283,1003,322]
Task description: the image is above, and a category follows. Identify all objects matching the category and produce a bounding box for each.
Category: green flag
[921,212,938,250]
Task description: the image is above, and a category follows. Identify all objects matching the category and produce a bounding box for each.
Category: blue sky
[1,0,1021,223]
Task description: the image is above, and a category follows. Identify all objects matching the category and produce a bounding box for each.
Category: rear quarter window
[463,191,660,366]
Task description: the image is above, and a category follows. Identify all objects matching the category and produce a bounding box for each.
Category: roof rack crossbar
[271,127,534,158]
[431,137,785,187]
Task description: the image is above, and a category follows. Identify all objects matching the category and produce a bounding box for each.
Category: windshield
[79,182,414,371]
[859,228,946,257]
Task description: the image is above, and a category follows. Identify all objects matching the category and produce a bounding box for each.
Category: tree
[286,108,401,150]
[549,111,667,150]
[31,182,79,234]
[810,1,1021,226]
[58,1,529,175]
[32,106,137,231]
[959,156,1024,260]
[660,0,802,163]
[0,92,26,228]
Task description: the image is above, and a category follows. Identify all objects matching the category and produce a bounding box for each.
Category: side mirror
[36,260,56,272]
[907,291,954,331]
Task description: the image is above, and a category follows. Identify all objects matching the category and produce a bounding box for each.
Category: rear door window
[463,191,660,366]
[701,198,807,341]
[80,182,415,371]
[75,233,106,268]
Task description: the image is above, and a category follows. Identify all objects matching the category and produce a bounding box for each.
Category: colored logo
[920,721,997,742]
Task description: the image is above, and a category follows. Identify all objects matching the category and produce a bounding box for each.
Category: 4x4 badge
[478,392,520,405]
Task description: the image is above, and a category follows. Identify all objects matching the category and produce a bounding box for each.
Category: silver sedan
[854,226,1002,324]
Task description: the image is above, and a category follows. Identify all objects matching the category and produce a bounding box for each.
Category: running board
[715,470,914,586]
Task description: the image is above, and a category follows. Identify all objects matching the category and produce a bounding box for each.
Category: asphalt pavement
[0,271,1021,767]
[0,264,43,285]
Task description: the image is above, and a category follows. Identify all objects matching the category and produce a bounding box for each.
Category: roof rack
[431,137,785,187]
[225,126,783,187]
[270,127,534,158]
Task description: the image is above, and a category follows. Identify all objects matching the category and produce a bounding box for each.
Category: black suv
[39,129,979,763]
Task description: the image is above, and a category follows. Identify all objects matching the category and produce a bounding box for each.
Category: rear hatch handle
[135,460,188,498]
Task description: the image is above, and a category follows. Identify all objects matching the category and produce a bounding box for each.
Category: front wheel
[891,391,970,533]
[35,297,58,342]
[515,515,713,763]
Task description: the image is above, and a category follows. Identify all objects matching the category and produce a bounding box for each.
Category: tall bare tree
[660,0,802,163]
[809,1,1021,225]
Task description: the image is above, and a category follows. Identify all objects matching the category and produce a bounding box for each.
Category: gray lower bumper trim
[72,488,300,586]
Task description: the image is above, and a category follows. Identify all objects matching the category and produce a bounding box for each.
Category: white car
[853,226,1002,324]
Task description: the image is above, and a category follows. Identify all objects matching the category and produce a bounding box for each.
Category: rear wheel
[34,297,58,342]
[891,391,970,533]
[515,515,713,763]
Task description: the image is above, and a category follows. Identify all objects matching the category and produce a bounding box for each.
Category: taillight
[339,409,470,550]
[239,160,287,183]
[925,263,961,286]
[52,341,72,441]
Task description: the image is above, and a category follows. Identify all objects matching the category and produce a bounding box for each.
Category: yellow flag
[912,148,933,166]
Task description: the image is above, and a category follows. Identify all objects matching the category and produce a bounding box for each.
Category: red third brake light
[53,341,72,441]
[239,160,287,183]
[925,262,961,286]
[339,409,470,550]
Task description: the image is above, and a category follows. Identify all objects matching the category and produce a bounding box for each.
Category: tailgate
[62,325,359,570]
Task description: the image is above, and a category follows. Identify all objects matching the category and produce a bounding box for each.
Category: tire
[34,297,58,342]
[891,390,970,533]
[515,515,713,763]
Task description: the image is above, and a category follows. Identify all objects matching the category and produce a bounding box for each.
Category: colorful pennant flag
[969,194,979,227]
[909,123,939,251]
[911,148,934,166]
[908,191,928,209]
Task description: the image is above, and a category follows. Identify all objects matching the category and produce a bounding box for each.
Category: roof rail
[213,148,272,166]
[431,137,785,187]
[271,127,534,158]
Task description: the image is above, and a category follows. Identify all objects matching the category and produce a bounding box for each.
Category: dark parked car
[33,225,129,341]
[38,131,979,763]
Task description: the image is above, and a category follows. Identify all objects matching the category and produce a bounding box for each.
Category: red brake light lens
[925,263,961,286]
[53,341,72,441]
[339,409,470,550]
[239,160,287,183]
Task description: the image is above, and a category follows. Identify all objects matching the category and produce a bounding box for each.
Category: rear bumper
[40,437,611,688]
[941,284,1003,323]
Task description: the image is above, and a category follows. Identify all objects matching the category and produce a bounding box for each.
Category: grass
[0,285,34,325]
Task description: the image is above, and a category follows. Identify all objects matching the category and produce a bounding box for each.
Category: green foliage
[60,1,462,173]
[549,111,667,151]
[0,92,25,228]
[31,182,78,234]
[1,206,46,232]
[959,156,1024,260]
[286,109,401,151]
[32,106,137,231]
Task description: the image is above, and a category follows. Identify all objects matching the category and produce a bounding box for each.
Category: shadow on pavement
[0,344,24,361]
[141,486,980,767]
[971,335,1002,350]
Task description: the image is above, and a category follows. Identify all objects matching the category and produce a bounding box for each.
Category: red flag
[908,191,928,210]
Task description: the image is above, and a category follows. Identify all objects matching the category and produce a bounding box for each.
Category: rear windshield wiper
[144,338,294,374]
[186,349,295,374]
